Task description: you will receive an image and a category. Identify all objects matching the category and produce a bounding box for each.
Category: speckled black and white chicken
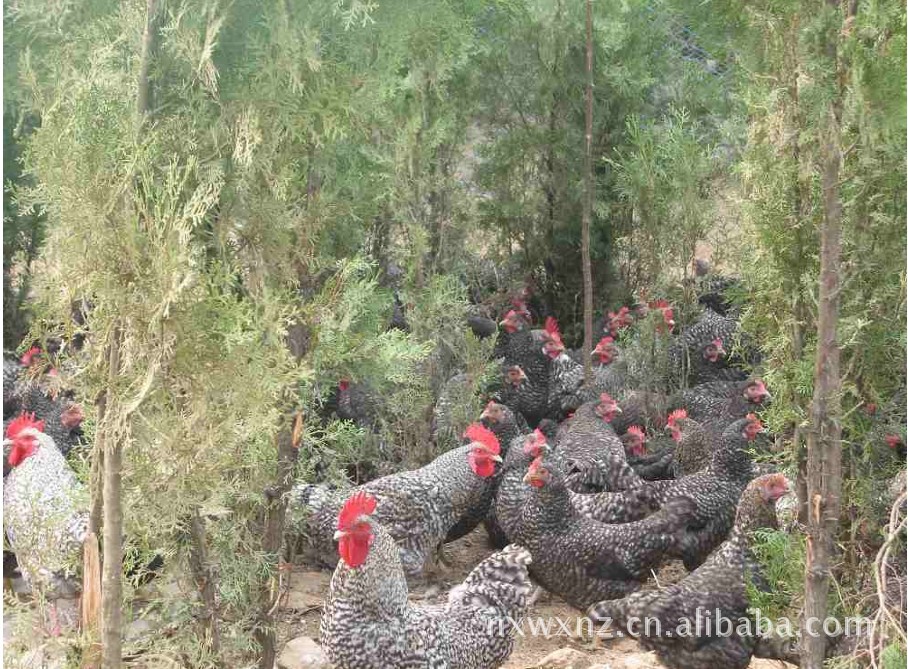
[321,491,533,669]
[4,349,85,461]
[553,393,643,493]
[289,423,503,577]
[3,413,89,633]
[492,308,551,425]
[670,378,771,427]
[669,308,747,385]
[588,473,792,669]
[508,455,696,610]
[641,414,764,570]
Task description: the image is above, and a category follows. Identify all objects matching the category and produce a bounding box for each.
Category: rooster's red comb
[667,408,687,425]
[544,317,561,339]
[337,491,377,531]
[599,392,616,404]
[532,428,547,444]
[464,423,500,455]
[627,425,645,439]
[5,412,45,439]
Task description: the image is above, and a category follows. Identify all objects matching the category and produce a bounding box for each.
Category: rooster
[588,473,792,669]
[290,423,502,577]
[3,413,89,634]
[321,492,533,669]
[665,409,713,477]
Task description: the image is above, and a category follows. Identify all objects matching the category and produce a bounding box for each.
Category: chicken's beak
[522,471,540,485]
[2,439,12,448]
[333,530,345,541]
[491,454,503,463]
[613,406,623,414]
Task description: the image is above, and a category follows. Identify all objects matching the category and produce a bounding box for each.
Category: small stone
[533,647,592,669]
[276,636,329,669]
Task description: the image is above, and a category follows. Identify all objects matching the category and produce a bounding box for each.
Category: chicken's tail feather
[447,544,533,618]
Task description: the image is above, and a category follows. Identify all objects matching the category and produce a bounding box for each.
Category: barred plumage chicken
[4,350,85,460]
[290,423,502,577]
[642,415,763,570]
[509,455,696,610]
[669,308,746,385]
[3,413,89,633]
[553,394,643,493]
[588,473,791,669]
[670,379,771,426]
[321,492,533,669]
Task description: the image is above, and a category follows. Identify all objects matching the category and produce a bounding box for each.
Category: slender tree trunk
[99,5,160,667]
[100,328,123,669]
[801,3,851,666]
[580,0,594,385]
[255,413,302,669]
[188,510,222,661]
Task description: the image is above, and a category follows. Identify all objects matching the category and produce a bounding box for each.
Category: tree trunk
[188,510,222,662]
[580,0,594,385]
[801,3,850,666]
[100,329,123,669]
[255,412,302,669]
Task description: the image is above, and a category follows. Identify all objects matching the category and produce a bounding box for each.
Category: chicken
[492,309,550,425]
[336,379,381,431]
[465,401,531,546]
[289,423,503,577]
[491,364,543,429]
[641,414,763,570]
[553,393,643,493]
[669,308,746,385]
[666,409,714,477]
[611,389,669,435]
[588,473,792,669]
[621,426,676,481]
[3,413,89,634]
[321,491,533,669]
[670,378,771,426]
[510,455,695,609]
[4,349,85,459]
[486,429,549,547]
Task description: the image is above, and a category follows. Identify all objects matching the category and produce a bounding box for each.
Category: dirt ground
[275,527,796,669]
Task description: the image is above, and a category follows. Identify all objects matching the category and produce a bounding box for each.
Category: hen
[321,492,533,669]
[588,473,792,669]
[493,309,550,425]
[510,455,695,609]
[669,309,746,385]
[553,393,643,493]
[290,423,502,577]
[642,414,763,570]
[621,426,677,481]
[486,429,549,547]
[670,379,771,426]
[666,409,714,477]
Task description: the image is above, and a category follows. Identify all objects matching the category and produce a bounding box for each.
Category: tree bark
[188,510,221,662]
[100,329,123,669]
[801,2,851,666]
[580,0,595,385]
[255,412,302,669]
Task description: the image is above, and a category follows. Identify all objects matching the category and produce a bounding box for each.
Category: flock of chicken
[291,287,804,669]
[2,277,898,667]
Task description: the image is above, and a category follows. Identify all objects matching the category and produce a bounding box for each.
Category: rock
[532,647,592,669]
[276,636,329,669]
